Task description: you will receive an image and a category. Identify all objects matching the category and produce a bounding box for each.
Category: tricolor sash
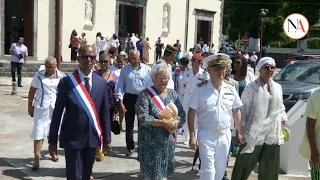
[145,86,176,140]
[66,71,103,149]
[145,86,166,110]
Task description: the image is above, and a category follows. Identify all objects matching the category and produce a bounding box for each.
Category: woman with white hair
[135,63,186,179]
[27,56,65,170]
[231,57,288,180]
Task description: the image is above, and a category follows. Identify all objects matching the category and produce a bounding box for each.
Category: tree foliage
[224,0,319,45]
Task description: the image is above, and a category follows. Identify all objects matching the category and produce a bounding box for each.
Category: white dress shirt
[202,44,209,53]
[189,81,243,131]
[78,69,93,92]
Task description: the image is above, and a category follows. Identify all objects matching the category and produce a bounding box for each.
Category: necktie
[84,77,91,94]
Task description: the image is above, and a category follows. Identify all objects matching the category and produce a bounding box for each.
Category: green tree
[224,0,319,45]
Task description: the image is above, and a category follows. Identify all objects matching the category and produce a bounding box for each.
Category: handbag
[111,120,121,135]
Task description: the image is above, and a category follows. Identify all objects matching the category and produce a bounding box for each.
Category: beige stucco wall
[145,0,187,64]
[187,0,223,53]
[36,0,56,60]
[61,0,116,62]
[34,0,223,62]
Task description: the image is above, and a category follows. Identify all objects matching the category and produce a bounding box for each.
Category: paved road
[0,77,310,180]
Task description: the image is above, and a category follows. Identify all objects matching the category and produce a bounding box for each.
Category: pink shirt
[9,43,28,63]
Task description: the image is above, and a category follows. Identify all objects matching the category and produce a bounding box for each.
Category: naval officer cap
[202,53,230,69]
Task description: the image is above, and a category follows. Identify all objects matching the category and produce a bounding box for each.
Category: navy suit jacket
[49,71,111,149]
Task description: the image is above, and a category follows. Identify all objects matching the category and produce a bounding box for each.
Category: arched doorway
[4,0,34,55]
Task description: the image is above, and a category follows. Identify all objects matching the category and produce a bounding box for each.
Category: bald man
[116,49,151,156]
[49,45,111,179]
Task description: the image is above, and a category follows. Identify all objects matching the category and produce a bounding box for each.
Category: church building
[0,0,224,63]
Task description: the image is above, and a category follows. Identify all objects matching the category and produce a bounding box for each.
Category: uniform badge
[223,79,235,86]
[216,130,221,135]
[197,80,208,87]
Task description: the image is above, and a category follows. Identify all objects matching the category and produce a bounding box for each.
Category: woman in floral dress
[135,63,186,180]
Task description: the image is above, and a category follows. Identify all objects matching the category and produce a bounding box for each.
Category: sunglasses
[234,61,242,64]
[81,55,96,60]
[263,65,276,71]
[99,60,109,64]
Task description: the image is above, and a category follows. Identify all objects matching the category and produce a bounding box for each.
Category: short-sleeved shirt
[31,70,65,109]
[189,80,243,131]
[299,90,320,160]
[9,43,28,63]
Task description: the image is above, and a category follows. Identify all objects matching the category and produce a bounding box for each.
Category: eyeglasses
[234,61,242,64]
[99,60,109,64]
[263,65,276,71]
[156,76,169,82]
[81,55,96,60]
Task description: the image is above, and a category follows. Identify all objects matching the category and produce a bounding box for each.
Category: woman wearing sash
[27,56,65,170]
[135,63,186,179]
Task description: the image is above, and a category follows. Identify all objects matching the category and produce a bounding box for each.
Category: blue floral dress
[135,88,186,180]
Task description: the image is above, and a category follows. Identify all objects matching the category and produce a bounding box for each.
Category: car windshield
[274,62,320,84]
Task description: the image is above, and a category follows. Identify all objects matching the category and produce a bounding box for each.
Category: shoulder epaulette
[223,79,235,86]
[197,80,208,87]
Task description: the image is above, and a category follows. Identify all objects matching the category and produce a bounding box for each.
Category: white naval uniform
[182,68,209,142]
[30,70,65,140]
[189,80,242,180]
[174,68,189,102]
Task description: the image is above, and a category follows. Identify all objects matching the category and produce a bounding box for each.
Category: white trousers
[198,129,231,180]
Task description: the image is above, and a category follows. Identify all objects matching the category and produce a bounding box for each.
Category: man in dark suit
[49,45,111,180]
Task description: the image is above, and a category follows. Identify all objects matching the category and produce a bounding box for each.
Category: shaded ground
[0,77,310,180]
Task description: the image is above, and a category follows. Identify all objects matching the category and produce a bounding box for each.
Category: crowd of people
[25,36,320,180]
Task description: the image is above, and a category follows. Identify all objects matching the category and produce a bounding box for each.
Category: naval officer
[188,53,245,180]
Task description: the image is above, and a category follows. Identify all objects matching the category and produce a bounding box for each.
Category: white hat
[244,54,250,60]
[226,59,232,65]
[250,55,258,62]
[257,57,276,70]
[202,53,230,69]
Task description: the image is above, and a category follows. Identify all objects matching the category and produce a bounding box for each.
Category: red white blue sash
[66,71,103,149]
[145,86,176,140]
[145,86,166,111]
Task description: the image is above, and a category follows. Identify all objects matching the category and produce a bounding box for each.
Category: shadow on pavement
[0,157,66,179]
[93,171,140,180]
[40,149,65,158]
[0,84,12,87]
[175,150,194,158]
[174,143,192,151]
[1,169,32,180]
[94,169,200,180]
